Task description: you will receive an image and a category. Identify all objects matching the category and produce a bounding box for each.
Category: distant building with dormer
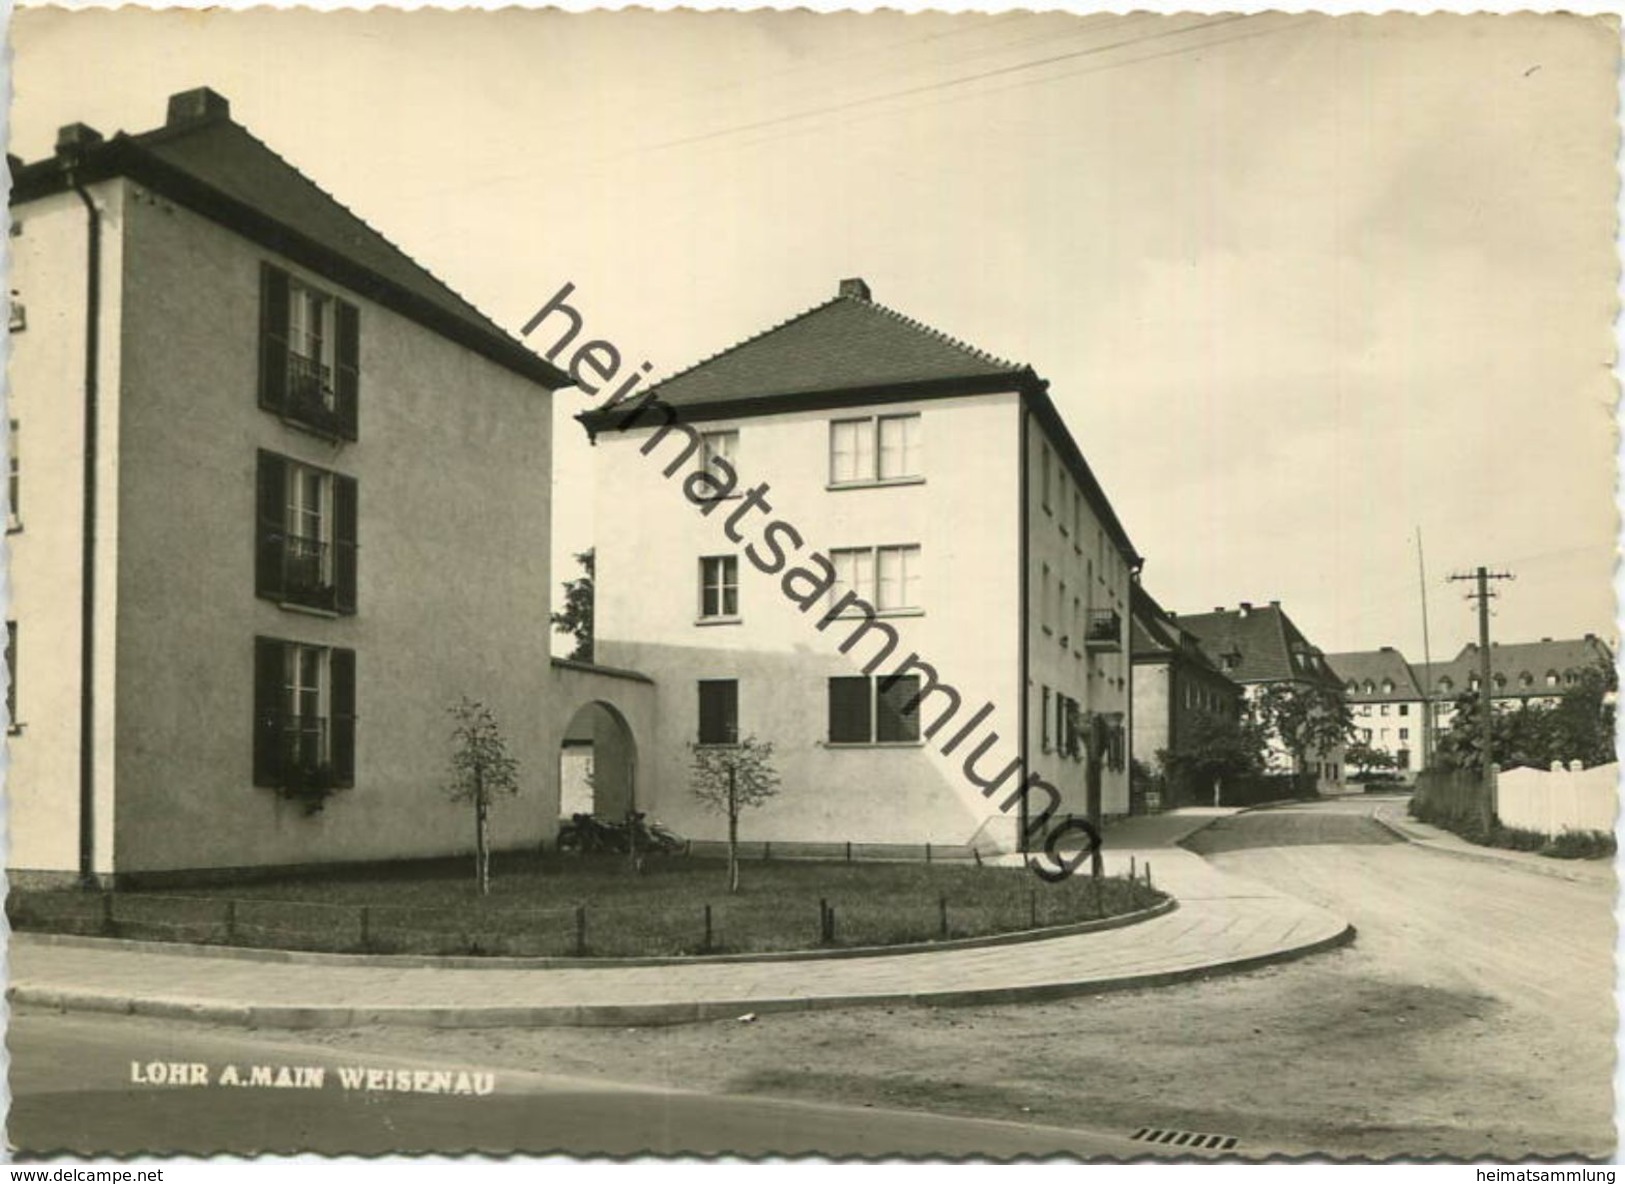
[1175,601,1347,790]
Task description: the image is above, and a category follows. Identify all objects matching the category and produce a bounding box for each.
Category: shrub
[1541,830,1617,860]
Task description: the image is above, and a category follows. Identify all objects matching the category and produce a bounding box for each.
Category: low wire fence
[7,862,1164,959]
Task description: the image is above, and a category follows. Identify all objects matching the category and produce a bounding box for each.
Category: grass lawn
[15,855,1166,958]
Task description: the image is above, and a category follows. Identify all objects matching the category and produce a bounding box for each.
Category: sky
[10,8,1619,663]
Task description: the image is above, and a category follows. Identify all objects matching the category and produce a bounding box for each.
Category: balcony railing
[278,353,346,436]
[1084,608,1122,652]
[279,534,336,610]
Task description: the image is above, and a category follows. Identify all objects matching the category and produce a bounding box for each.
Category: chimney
[55,123,104,159]
[838,277,871,301]
[1541,637,1553,643]
[1269,599,1280,609]
[166,87,231,128]
[1585,632,1596,641]
[1213,606,1224,613]
[1380,645,1394,652]
[1239,602,1253,617]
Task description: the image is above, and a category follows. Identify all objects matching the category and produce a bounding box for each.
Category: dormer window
[1381,679,1395,694]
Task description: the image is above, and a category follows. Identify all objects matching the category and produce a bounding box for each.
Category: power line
[631,14,1255,158]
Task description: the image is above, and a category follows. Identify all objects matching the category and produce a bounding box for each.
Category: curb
[8,898,1178,970]
[8,921,1356,1030]
[1369,808,1611,885]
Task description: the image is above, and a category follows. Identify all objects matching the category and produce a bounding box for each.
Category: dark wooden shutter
[259,264,290,413]
[698,679,738,745]
[333,474,358,614]
[330,647,356,787]
[828,676,872,743]
[334,299,360,440]
[877,675,921,743]
[253,637,285,787]
[255,451,286,599]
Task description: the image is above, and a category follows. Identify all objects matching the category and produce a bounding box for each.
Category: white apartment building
[569,278,1140,855]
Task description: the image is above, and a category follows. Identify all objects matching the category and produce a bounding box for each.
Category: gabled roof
[1326,648,1425,703]
[640,283,1028,410]
[1409,635,1615,698]
[579,277,1141,565]
[12,88,568,390]
[1175,602,1341,688]
[1129,585,1238,686]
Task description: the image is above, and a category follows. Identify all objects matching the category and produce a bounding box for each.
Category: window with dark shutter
[334,475,358,613]
[5,621,16,729]
[698,679,738,745]
[828,676,872,743]
[259,264,290,415]
[330,647,356,786]
[259,262,359,441]
[256,450,358,617]
[876,675,921,743]
[256,451,287,600]
[334,300,360,440]
[253,636,286,787]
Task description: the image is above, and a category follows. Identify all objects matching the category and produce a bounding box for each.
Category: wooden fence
[1497,762,1618,837]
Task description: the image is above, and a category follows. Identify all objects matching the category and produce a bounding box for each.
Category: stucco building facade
[567,278,1139,855]
[8,89,652,884]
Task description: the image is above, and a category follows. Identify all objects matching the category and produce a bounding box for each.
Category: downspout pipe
[71,177,100,887]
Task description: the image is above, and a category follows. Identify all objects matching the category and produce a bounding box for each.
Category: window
[1361,728,1372,741]
[828,675,920,744]
[697,430,738,493]
[1546,671,1559,687]
[697,680,739,745]
[1399,728,1410,741]
[829,414,921,484]
[1041,445,1052,512]
[1379,704,1389,716]
[877,415,921,481]
[259,263,359,440]
[1399,704,1409,716]
[256,451,358,614]
[1058,582,1068,647]
[1040,564,1052,633]
[1073,596,1083,655]
[699,556,739,620]
[830,545,921,611]
[8,291,24,333]
[1072,490,1083,551]
[253,637,355,788]
[1382,679,1395,694]
[5,620,15,729]
[6,420,17,532]
[1041,685,1052,751]
[1519,673,1534,689]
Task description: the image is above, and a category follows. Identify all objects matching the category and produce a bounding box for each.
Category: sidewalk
[9,810,1353,1029]
[1370,800,1615,886]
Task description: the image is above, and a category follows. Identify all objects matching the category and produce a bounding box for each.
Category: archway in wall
[558,700,638,821]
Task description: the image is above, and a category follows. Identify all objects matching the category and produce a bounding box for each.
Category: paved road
[1210,797,1614,1022]
[1193,797,1616,1153]
[6,1009,1177,1158]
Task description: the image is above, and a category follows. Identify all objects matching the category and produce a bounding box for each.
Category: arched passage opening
[558,700,638,822]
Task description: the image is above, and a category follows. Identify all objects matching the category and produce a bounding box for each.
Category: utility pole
[1416,530,1434,770]
[1447,566,1514,827]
